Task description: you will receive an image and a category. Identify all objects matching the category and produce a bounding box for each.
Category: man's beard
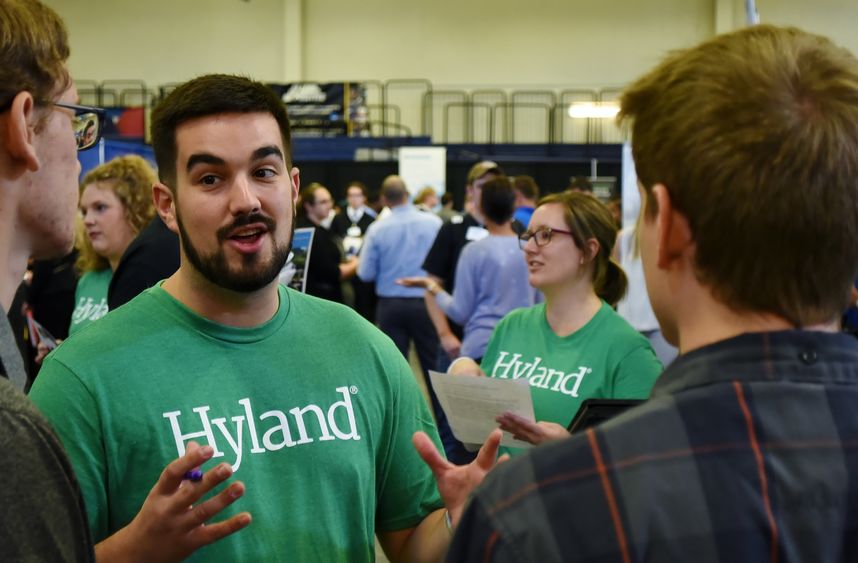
[176,210,293,293]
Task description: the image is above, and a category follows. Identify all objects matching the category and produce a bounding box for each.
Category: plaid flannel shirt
[449,330,858,563]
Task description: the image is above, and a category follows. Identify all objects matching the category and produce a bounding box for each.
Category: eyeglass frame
[51,101,107,152]
[518,226,577,250]
[0,96,106,152]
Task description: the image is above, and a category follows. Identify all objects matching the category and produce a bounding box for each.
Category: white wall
[758,0,858,56]
[305,0,713,89]
[42,0,858,93]
[44,0,287,87]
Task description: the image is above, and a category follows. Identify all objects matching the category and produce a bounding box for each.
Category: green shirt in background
[32,285,443,562]
[68,269,111,336]
[481,302,663,457]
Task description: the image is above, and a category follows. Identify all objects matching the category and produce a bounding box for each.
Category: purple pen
[183,469,203,482]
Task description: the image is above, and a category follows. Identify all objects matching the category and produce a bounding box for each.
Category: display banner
[267,82,368,137]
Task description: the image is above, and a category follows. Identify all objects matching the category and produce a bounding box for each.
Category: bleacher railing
[75,78,627,145]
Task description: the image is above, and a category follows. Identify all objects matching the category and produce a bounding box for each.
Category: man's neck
[0,197,30,311]
[668,276,839,354]
[161,265,280,328]
[485,220,515,236]
[676,294,838,354]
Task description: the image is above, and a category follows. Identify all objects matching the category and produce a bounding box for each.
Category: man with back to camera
[511,175,539,228]
[32,73,504,562]
[0,1,95,558]
[357,175,443,394]
[447,25,858,562]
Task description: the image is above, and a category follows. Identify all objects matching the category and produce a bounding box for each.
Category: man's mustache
[216,213,277,242]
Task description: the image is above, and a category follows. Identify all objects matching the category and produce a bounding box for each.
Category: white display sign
[398,147,447,200]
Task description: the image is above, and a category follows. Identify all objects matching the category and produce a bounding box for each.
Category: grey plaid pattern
[448,331,858,563]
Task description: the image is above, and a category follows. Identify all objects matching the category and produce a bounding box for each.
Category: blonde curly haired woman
[69,155,156,334]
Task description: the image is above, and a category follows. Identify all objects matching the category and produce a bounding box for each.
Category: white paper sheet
[429,371,535,449]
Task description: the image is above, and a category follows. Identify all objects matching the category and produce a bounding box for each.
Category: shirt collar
[651,330,858,397]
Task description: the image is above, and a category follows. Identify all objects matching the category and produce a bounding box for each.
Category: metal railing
[74,77,628,144]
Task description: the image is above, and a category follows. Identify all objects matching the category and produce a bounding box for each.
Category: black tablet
[566,399,644,434]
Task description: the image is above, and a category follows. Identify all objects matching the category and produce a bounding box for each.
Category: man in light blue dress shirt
[358,175,442,409]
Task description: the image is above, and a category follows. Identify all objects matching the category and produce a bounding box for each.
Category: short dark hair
[298,182,328,216]
[0,0,70,110]
[567,176,592,193]
[381,175,408,205]
[150,74,293,189]
[619,25,858,325]
[512,175,540,201]
[480,176,516,225]
[345,181,367,197]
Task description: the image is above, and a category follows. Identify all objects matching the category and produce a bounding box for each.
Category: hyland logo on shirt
[490,351,592,397]
[162,386,361,472]
[71,297,108,325]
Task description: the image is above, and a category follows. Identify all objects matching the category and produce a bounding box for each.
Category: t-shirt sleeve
[30,357,110,541]
[610,343,663,399]
[435,245,478,325]
[374,349,444,531]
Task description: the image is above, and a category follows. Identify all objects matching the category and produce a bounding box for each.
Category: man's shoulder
[286,289,393,344]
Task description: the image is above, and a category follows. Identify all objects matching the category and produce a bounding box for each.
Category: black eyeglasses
[52,102,107,151]
[519,226,576,250]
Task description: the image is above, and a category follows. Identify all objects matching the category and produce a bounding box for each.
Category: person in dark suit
[331,181,376,321]
[107,214,180,309]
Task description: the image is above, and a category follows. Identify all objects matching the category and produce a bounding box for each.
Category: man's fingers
[174,462,235,511]
[183,480,246,530]
[187,512,252,548]
[413,431,452,475]
[153,442,215,495]
[475,429,503,469]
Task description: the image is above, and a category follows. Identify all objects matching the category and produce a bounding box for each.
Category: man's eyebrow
[186,153,226,172]
[252,145,284,162]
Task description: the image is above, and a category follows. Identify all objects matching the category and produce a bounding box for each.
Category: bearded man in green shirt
[32,74,501,562]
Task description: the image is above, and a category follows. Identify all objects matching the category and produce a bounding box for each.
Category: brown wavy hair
[619,25,858,326]
[76,155,157,273]
[539,191,627,306]
[0,0,70,111]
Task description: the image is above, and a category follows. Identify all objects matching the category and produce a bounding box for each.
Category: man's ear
[290,165,301,205]
[651,184,693,269]
[3,92,40,172]
[152,182,179,234]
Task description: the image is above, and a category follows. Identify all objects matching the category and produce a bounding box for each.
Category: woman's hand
[396,276,431,289]
[495,412,570,445]
[447,357,484,377]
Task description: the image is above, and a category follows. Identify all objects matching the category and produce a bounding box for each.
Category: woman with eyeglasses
[450,191,662,455]
[69,155,157,335]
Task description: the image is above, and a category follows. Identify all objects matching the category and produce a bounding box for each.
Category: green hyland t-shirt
[32,284,443,562]
[68,269,111,335]
[481,302,662,456]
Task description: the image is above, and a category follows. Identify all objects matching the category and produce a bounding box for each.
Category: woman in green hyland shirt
[68,155,157,335]
[450,191,663,455]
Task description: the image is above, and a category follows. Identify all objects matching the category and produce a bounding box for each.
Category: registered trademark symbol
[350,386,359,395]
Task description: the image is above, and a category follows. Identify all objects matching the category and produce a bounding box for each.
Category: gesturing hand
[96,442,251,563]
[412,429,506,527]
[495,412,570,446]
